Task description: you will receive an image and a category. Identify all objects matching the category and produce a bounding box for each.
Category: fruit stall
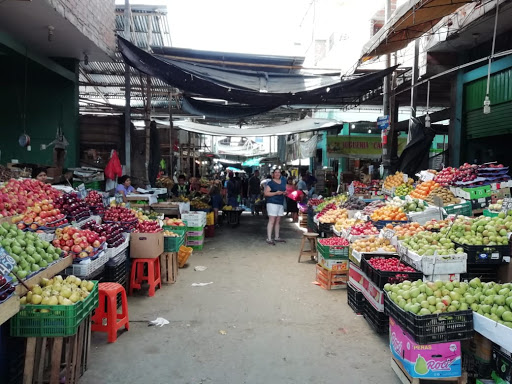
[307,162,512,384]
[0,176,204,383]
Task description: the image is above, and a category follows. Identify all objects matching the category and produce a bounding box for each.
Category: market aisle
[81,214,400,384]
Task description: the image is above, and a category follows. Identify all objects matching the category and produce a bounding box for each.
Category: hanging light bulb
[483,95,491,114]
[425,113,431,128]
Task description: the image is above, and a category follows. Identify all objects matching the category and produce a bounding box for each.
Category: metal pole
[187,132,191,177]
[192,134,196,177]
[408,39,420,143]
[382,0,392,168]
[145,75,152,185]
[124,0,131,174]
[168,91,174,177]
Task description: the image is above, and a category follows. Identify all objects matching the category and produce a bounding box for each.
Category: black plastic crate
[360,254,423,289]
[363,300,389,334]
[347,283,365,314]
[454,241,508,264]
[317,222,334,238]
[104,257,128,282]
[384,294,473,344]
[462,265,500,283]
[372,220,408,230]
[462,352,492,380]
[493,344,512,382]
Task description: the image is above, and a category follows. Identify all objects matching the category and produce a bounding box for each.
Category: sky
[116,0,385,67]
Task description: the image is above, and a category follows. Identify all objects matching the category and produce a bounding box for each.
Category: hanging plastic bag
[104,150,123,181]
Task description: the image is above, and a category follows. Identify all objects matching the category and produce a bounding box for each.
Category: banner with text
[326,135,407,159]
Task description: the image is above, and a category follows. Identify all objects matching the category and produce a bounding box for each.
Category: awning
[181,96,279,120]
[242,158,264,167]
[118,36,398,106]
[361,0,471,60]
[156,118,341,137]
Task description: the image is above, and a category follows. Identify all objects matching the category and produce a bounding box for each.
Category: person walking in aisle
[226,172,239,207]
[285,176,299,222]
[248,170,261,215]
[264,168,287,245]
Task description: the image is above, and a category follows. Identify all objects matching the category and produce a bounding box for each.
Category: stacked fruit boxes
[182,212,206,251]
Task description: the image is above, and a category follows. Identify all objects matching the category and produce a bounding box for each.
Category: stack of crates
[182,212,206,251]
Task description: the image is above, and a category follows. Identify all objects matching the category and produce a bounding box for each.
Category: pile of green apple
[384,278,512,327]
[448,215,511,246]
[401,231,465,256]
[0,222,61,282]
[20,275,95,306]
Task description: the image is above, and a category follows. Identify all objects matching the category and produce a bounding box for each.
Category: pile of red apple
[54,193,91,222]
[14,200,68,231]
[367,257,416,273]
[0,179,62,218]
[434,163,481,186]
[349,222,379,236]
[316,203,337,219]
[0,275,14,303]
[84,191,105,216]
[307,198,324,207]
[82,221,126,248]
[104,206,138,231]
[52,226,105,259]
[132,220,162,233]
[318,237,349,248]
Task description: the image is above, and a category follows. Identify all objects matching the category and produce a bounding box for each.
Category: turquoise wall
[0,53,79,168]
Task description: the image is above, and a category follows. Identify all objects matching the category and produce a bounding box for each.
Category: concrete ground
[81,213,401,384]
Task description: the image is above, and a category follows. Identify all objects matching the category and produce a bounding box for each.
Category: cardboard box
[348,262,384,311]
[390,317,462,379]
[130,232,164,259]
[318,254,349,271]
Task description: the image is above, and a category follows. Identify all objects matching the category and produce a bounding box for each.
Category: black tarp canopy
[118,36,398,107]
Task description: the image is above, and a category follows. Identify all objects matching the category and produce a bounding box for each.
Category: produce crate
[461,265,499,283]
[65,251,109,277]
[363,299,389,334]
[162,226,187,236]
[483,209,499,217]
[104,253,129,283]
[181,211,207,227]
[383,294,473,344]
[372,220,408,230]
[347,282,365,314]
[443,200,472,217]
[456,185,492,200]
[360,254,422,290]
[317,240,349,259]
[106,233,130,259]
[164,233,185,252]
[160,252,178,284]
[462,351,493,380]
[315,264,348,290]
[399,244,468,275]
[10,281,99,337]
[492,344,512,382]
[453,241,508,264]
[72,180,103,190]
[187,244,203,251]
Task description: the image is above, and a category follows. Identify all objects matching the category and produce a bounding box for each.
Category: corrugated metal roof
[79,4,174,111]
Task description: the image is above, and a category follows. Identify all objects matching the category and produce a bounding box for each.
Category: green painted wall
[0,53,79,168]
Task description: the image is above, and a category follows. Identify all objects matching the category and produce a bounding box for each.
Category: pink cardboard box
[389,317,462,379]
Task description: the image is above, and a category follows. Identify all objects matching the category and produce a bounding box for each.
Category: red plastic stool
[129,258,162,297]
[91,282,129,343]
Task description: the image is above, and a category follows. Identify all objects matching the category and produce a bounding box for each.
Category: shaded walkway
[81,213,399,384]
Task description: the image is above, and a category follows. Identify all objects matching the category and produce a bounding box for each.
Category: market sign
[326,135,407,159]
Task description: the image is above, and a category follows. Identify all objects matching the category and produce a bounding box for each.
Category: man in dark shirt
[226,172,239,207]
[248,170,261,215]
[171,174,188,197]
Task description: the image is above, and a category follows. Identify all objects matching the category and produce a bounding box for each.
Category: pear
[41,297,51,305]
[86,281,94,292]
[32,285,42,295]
[54,275,63,283]
[60,287,72,299]
[48,296,59,306]
[58,296,65,305]
[20,296,27,305]
[26,291,33,303]
[74,278,81,286]
[31,294,42,305]
[69,292,80,303]
[62,298,73,305]
[40,277,50,287]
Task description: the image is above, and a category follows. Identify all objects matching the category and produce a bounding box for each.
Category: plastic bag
[104,150,123,181]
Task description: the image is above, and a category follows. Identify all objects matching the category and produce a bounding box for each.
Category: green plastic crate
[162,226,187,236]
[317,240,349,259]
[188,244,204,251]
[186,226,204,232]
[10,281,99,337]
[187,235,204,241]
[72,180,103,191]
[443,200,472,217]
[483,209,499,218]
[460,185,492,199]
[164,234,185,252]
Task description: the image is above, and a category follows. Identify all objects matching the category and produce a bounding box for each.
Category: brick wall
[46,0,116,56]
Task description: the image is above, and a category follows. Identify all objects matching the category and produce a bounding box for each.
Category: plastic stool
[298,232,319,263]
[129,258,162,297]
[91,282,129,343]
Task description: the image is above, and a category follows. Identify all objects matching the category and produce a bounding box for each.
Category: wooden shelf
[0,295,20,327]
[15,256,72,296]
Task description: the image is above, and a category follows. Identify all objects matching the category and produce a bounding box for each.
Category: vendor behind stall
[32,167,47,183]
[116,175,139,202]
[171,174,188,197]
